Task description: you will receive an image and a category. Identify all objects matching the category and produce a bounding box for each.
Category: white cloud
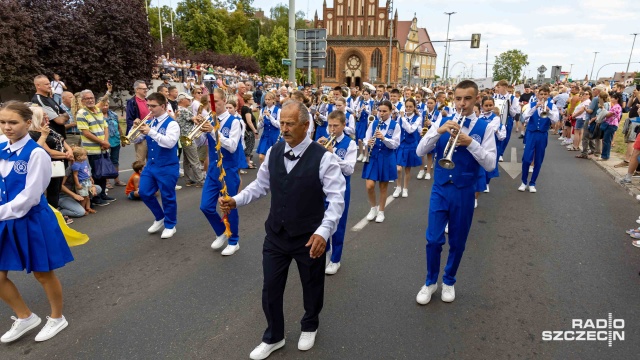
[580,0,638,20]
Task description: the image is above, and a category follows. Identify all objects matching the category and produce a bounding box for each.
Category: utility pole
[288,0,296,84]
[485,43,488,77]
[158,1,163,50]
[590,51,599,82]
[569,63,573,80]
[442,12,456,84]
[387,0,394,84]
[626,33,638,74]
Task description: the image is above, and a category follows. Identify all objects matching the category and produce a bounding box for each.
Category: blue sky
[161,0,640,81]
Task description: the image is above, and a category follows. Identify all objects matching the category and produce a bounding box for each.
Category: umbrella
[363,82,376,91]
[422,87,433,94]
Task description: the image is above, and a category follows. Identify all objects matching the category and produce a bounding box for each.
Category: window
[327,48,336,78]
[371,48,383,78]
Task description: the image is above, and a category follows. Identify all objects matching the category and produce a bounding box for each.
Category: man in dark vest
[220,100,345,360]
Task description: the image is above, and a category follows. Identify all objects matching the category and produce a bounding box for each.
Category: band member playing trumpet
[175,92,205,186]
[362,100,400,223]
[256,92,281,164]
[356,90,374,161]
[393,98,423,198]
[475,97,507,207]
[493,80,520,162]
[519,85,558,193]
[320,111,357,275]
[202,89,246,255]
[415,80,497,305]
[133,92,181,239]
[417,97,438,180]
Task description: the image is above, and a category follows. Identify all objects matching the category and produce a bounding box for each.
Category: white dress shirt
[343,112,356,136]
[522,101,560,123]
[417,113,497,172]
[332,133,358,177]
[191,99,201,117]
[217,111,242,153]
[233,136,346,241]
[259,105,280,129]
[483,114,507,141]
[364,118,401,149]
[134,112,180,148]
[400,113,422,135]
[0,135,51,220]
[307,111,315,139]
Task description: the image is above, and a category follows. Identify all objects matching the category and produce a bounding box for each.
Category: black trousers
[88,154,107,196]
[262,226,326,344]
[46,176,63,208]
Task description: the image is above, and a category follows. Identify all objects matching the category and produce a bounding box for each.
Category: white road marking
[351,195,396,232]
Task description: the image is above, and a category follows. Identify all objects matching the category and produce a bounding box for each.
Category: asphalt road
[1,132,639,359]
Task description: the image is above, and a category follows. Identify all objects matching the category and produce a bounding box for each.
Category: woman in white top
[570,91,592,151]
[0,101,73,343]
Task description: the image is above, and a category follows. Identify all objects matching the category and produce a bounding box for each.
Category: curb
[589,152,640,200]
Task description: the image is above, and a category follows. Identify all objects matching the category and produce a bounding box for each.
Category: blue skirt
[256,130,279,155]
[396,142,422,167]
[355,119,368,141]
[362,150,397,182]
[475,169,488,192]
[0,203,73,273]
[486,156,500,181]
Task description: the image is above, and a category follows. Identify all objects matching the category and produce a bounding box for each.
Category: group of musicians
[120,79,554,359]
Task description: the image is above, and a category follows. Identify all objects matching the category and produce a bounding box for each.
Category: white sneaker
[211,234,229,250]
[179,168,185,177]
[529,186,537,193]
[161,227,176,239]
[425,172,431,180]
[221,244,239,256]
[366,207,378,221]
[34,316,68,342]
[529,166,534,173]
[417,169,425,179]
[484,184,490,193]
[1,314,41,343]
[499,156,504,162]
[325,262,341,275]
[148,219,165,233]
[175,185,182,190]
[558,136,565,141]
[518,183,527,192]
[357,154,364,162]
[402,189,408,198]
[375,211,385,223]
[249,340,285,360]
[474,199,478,209]
[392,187,402,198]
[444,223,449,234]
[441,284,455,303]
[636,195,640,201]
[298,330,317,351]
[416,284,437,305]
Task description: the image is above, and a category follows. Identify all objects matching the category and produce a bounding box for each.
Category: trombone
[181,114,214,147]
[438,112,465,170]
[122,113,152,145]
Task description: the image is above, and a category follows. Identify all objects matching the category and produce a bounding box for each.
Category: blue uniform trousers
[326,182,350,263]
[138,164,179,229]
[498,117,514,157]
[425,183,475,286]
[521,131,548,187]
[200,168,240,245]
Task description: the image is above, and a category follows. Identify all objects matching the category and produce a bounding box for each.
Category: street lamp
[442,12,456,82]
[626,33,639,74]
[589,51,599,82]
[410,35,480,86]
[595,62,640,82]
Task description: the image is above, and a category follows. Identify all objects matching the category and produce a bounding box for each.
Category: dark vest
[267,141,327,237]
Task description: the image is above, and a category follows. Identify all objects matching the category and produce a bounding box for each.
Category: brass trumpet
[438,112,465,170]
[123,113,153,145]
[539,100,549,118]
[181,114,214,147]
[323,133,337,149]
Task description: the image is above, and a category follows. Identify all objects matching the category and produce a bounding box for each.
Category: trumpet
[181,114,214,147]
[123,113,153,145]
[539,100,549,118]
[438,112,465,170]
[323,132,337,149]
[362,118,384,163]
[320,94,329,104]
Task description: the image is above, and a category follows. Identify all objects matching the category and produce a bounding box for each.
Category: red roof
[396,21,437,56]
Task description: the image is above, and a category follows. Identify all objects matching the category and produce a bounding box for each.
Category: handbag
[51,160,65,178]
[599,121,609,132]
[93,151,119,179]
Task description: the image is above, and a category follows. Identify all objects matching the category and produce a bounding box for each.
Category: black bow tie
[284,149,299,161]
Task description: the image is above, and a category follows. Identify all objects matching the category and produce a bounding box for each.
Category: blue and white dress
[0,135,73,273]
[422,108,439,155]
[396,113,423,167]
[361,118,401,182]
[256,105,280,155]
[356,99,374,141]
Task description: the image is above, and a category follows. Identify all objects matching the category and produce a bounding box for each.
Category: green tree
[492,49,529,82]
[147,5,174,41]
[225,4,250,41]
[175,0,229,53]
[256,26,288,77]
[261,3,307,39]
[231,35,253,57]
[214,0,255,15]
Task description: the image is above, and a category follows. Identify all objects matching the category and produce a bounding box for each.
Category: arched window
[371,48,383,79]
[326,48,336,78]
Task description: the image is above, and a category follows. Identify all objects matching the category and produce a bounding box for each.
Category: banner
[514,84,525,94]
[472,77,494,91]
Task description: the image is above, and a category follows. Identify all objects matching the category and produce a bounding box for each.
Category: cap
[595,84,606,91]
[177,92,193,101]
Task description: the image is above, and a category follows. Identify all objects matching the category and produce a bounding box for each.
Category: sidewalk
[588,151,640,199]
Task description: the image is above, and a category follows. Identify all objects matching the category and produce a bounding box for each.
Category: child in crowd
[70,147,96,214]
[126,160,145,200]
